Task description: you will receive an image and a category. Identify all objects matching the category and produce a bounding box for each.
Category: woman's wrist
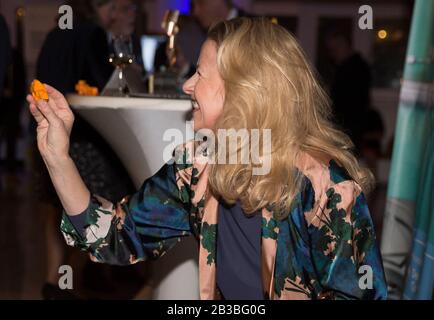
[43,152,73,172]
[42,153,92,216]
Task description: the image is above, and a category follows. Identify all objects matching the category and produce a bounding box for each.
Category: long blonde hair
[206,17,374,218]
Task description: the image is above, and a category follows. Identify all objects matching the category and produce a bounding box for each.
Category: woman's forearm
[44,155,91,216]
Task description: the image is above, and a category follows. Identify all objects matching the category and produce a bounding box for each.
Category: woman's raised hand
[27,84,74,164]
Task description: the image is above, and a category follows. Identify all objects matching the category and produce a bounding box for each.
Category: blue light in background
[167,0,191,14]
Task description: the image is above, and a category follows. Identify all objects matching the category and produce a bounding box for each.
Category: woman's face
[183,40,225,131]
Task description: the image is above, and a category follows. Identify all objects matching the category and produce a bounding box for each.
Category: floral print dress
[61,141,388,300]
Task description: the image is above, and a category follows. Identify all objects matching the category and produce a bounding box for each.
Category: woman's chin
[192,111,203,131]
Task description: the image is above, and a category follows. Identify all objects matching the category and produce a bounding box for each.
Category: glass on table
[109,35,134,96]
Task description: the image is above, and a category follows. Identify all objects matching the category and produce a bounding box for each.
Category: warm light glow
[16,7,25,17]
[378,29,388,40]
[392,30,404,41]
[271,17,278,25]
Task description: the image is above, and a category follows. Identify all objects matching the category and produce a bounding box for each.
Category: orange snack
[31,79,49,101]
[75,80,99,96]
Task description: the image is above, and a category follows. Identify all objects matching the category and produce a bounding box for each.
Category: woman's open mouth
[192,100,200,110]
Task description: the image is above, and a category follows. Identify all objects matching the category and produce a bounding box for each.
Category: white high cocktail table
[67,94,198,299]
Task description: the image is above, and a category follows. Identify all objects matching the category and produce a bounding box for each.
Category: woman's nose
[182,74,196,95]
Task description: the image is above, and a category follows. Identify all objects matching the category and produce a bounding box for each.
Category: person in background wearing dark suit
[158,0,249,79]
[192,0,246,31]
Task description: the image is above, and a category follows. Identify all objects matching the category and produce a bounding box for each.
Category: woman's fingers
[44,83,63,98]
[44,83,69,109]
[28,86,72,132]
[45,83,73,118]
[29,102,46,124]
[28,94,46,124]
[35,99,62,126]
[26,93,36,104]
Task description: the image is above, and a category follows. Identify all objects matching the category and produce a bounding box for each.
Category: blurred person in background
[109,0,144,74]
[0,14,11,96]
[37,0,115,93]
[0,48,27,171]
[156,0,249,79]
[184,0,250,73]
[192,0,247,31]
[0,14,12,179]
[111,0,136,37]
[325,29,384,160]
[35,0,136,299]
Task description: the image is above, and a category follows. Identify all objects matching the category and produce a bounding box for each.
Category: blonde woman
[27,17,387,300]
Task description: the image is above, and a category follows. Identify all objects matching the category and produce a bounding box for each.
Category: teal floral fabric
[60,142,388,299]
